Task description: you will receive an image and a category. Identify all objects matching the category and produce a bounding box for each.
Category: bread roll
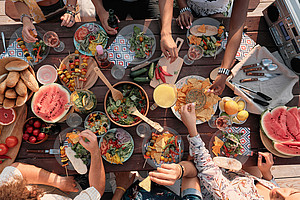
[0,94,4,104]
[20,69,39,92]
[6,71,20,88]
[16,93,28,107]
[0,79,6,94]
[5,60,29,71]
[3,98,15,109]
[15,79,27,96]
[5,89,17,99]
[0,73,7,82]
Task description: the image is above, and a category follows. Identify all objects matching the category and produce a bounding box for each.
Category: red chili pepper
[140,107,145,114]
[203,40,207,46]
[0,155,11,159]
[123,114,127,119]
[155,67,160,80]
[144,155,150,159]
[159,66,172,76]
[159,72,166,83]
[35,45,42,63]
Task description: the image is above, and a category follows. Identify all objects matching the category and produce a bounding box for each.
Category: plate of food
[10,26,50,65]
[74,23,109,56]
[209,130,249,165]
[142,127,184,168]
[171,75,220,124]
[99,128,134,164]
[54,127,90,173]
[84,111,110,136]
[104,81,149,127]
[119,24,156,65]
[187,17,225,57]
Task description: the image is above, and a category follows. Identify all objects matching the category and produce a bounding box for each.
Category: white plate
[171,75,218,124]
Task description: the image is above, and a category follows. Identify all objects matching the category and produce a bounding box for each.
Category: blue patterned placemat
[0,41,27,61]
[107,35,135,69]
[225,127,252,156]
[221,32,256,61]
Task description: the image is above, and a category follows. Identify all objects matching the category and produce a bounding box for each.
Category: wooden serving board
[150,38,184,88]
[0,104,27,172]
[59,53,98,90]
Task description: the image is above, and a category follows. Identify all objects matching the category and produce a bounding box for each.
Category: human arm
[159,0,178,63]
[175,0,193,29]
[257,152,274,181]
[79,130,105,196]
[91,0,118,35]
[209,0,249,95]
[112,172,136,200]
[13,1,37,43]
[60,0,77,27]
[10,162,78,192]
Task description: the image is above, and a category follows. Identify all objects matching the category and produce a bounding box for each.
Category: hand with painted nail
[208,74,227,95]
[176,11,193,30]
[22,18,37,43]
[180,103,197,136]
[257,152,274,180]
[61,12,76,27]
[160,34,178,63]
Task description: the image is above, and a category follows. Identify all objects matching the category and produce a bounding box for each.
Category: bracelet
[180,7,192,14]
[218,68,230,76]
[178,164,185,180]
[66,4,76,10]
[20,14,33,23]
[66,10,75,18]
[116,186,126,192]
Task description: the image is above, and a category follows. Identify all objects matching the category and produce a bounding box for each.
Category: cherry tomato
[146,151,151,157]
[5,136,18,148]
[160,156,165,161]
[118,107,122,112]
[168,157,172,162]
[152,136,157,140]
[0,144,8,155]
[113,109,117,113]
[139,36,143,42]
[164,157,168,163]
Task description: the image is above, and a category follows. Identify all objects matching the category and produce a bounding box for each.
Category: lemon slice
[219,101,225,112]
[222,97,232,103]
[232,116,241,124]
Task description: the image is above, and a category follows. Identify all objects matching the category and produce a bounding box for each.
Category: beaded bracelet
[180,7,192,14]
[178,164,185,180]
[66,4,76,10]
[66,10,75,18]
[20,14,33,23]
[218,68,230,76]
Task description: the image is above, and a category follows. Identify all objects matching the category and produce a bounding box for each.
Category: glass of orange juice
[153,83,177,108]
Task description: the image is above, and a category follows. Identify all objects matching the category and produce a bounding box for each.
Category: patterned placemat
[107,35,135,69]
[221,32,256,61]
[225,127,252,156]
[0,41,27,61]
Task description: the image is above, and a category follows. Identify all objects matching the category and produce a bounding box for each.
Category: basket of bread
[0,57,39,109]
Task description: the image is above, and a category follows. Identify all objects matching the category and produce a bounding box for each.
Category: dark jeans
[102,0,159,20]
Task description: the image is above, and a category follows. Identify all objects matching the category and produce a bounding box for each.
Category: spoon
[94,67,123,101]
[243,59,278,72]
[128,106,164,132]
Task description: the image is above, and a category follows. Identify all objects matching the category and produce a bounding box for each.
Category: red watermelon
[274,141,300,156]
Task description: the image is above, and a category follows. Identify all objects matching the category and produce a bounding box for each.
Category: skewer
[59,134,69,177]
[143,158,148,168]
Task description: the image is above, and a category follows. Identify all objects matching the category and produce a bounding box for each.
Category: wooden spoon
[128,106,163,132]
[94,67,123,101]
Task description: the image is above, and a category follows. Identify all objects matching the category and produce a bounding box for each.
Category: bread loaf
[3,98,15,109]
[5,60,29,71]
[0,79,6,94]
[20,69,39,92]
[16,93,28,107]
[6,71,20,88]
[0,94,4,104]
[5,89,17,99]
[15,79,27,96]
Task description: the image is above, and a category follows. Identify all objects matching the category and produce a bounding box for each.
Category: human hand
[257,152,274,181]
[22,19,37,43]
[56,176,79,192]
[180,103,197,136]
[160,34,178,63]
[98,10,119,35]
[79,130,99,155]
[176,11,193,29]
[61,12,76,27]
[208,74,227,95]
[149,164,181,186]
[115,172,136,190]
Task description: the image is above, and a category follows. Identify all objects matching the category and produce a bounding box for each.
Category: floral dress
[188,134,279,200]
[187,0,232,17]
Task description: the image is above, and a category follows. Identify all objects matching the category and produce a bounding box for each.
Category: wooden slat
[275,178,300,190]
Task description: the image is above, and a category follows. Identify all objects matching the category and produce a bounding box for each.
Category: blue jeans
[182,188,203,200]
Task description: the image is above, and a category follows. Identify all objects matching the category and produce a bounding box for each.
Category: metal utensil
[131,56,163,71]
[27,149,60,154]
[1,32,7,53]
[244,63,278,72]
[231,82,272,101]
[242,59,272,71]
[239,88,269,106]
[246,72,282,77]
[240,73,281,83]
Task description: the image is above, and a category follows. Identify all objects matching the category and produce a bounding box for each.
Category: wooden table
[1,17,299,175]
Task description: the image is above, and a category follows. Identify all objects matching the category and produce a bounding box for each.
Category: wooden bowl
[23,117,48,145]
[104,81,149,128]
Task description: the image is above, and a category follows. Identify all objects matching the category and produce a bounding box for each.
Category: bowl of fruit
[23,117,48,144]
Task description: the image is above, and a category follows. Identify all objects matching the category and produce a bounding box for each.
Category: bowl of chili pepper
[104,81,149,128]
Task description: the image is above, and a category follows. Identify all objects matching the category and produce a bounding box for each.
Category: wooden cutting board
[0,104,27,172]
[150,37,184,88]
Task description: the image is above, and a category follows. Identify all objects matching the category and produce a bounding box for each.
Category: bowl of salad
[104,81,149,127]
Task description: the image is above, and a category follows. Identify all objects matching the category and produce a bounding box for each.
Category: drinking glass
[153,83,177,109]
[208,115,231,131]
[183,45,204,65]
[66,113,82,127]
[111,64,125,80]
[136,123,151,138]
[43,31,65,52]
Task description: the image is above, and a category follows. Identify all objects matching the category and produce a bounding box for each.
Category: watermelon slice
[271,106,288,137]
[31,83,70,123]
[274,141,300,156]
[261,109,293,142]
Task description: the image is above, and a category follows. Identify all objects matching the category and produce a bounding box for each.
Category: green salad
[221,132,243,157]
[106,84,147,125]
[71,143,90,165]
[129,26,154,59]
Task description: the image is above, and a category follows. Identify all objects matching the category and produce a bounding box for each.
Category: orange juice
[153,84,177,108]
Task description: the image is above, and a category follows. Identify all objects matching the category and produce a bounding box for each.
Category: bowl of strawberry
[23,117,48,144]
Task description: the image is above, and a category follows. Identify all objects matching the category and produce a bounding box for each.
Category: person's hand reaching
[149,164,181,186]
[115,172,136,191]
[22,18,37,43]
[56,176,79,192]
[98,10,119,35]
[61,12,76,27]
[180,103,197,136]
[257,152,274,181]
[208,74,227,95]
[160,34,178,63]
[79,130,99,155]
[176,11,193,30]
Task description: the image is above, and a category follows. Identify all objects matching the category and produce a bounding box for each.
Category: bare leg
[181,176,201,193]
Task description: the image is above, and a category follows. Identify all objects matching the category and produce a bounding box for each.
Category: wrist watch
[218,68,230,76]
[20,14,33,23]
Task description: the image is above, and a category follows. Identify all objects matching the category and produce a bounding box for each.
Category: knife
[240,73,281,83]
[231,82,272,101]
[27,149,60,154]
[239,88,269,106]
[131,56,164,71]
[246,72,282,77]
[242,63,260,70]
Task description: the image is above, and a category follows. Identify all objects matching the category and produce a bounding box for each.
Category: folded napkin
[228,45,299,114]
[224,127,252,156]
[107,35,135,69]
[0,41,27,61]
[222,32,256,61]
